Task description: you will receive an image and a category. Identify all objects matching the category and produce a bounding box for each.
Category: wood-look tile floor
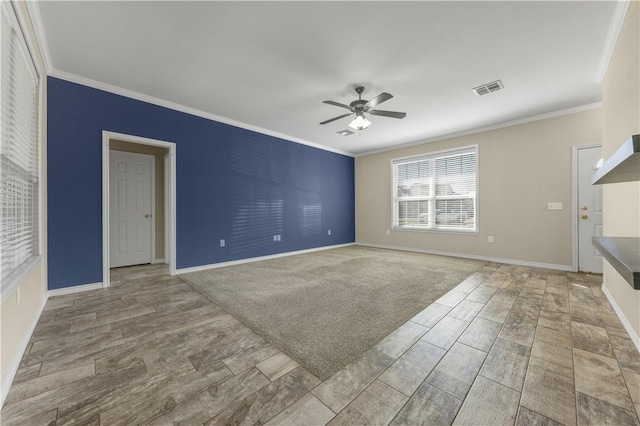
[2,261,640,425]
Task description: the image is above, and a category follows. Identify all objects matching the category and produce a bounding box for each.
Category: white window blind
[1,2,40,301]
[392,146,477,232]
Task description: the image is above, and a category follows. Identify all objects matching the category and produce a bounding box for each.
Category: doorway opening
[572,143,603,273]
[102,131,176,288]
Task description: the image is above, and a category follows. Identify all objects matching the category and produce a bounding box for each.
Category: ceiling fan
[320,86,406,131]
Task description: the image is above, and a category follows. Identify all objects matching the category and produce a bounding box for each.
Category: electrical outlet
[273,235,278,242]
[328,230,332,236]
[277,235,282,241]
[386,230,390,235]
[488,236,494,243]
[220,239,225,247]
[548,202,563,210]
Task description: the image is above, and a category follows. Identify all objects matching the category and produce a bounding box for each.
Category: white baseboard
[176,243,355,275]
[356,243,573,271]
[47,282,103,297]
[1,294,48,409]
[152,258,166,265]
[601,283,640,352]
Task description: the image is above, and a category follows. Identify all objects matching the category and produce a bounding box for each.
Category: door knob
[581,214,588,220]
[144,214,150,218]
[580,206,588,211]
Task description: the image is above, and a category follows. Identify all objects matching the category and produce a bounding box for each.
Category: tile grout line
[569,280,580,426]
[387,265,526,424]
[452,268,535,424]
[512,270,544,421]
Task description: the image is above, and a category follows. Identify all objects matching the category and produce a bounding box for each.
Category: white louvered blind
[392,146,477,232]
[1,3,40,300]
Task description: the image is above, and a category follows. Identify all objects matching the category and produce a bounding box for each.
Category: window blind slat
[0,3,40,292]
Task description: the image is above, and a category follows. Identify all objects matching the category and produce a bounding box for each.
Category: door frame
[108,150,156,267]
[571,143,602,272]
[102,131,177,288]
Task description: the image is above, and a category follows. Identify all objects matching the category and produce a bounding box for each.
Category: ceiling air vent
[337,129,354,136]
[472,80,504,96]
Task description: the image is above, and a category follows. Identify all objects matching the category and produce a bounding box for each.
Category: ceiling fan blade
[319,113,353,125]
[368,109,407,119]
[365,92,393,108]
[323,100,352,110]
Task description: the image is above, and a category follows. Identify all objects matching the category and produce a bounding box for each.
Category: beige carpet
[181,245,487,380]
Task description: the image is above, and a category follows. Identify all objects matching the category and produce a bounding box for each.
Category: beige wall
[110,140,169,261]
[1,1,48,399]
[601,1,640,339]
[356,109,602,268]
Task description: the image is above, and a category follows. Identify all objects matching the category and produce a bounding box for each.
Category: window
[392,146,477,232]
[1,2,41,301]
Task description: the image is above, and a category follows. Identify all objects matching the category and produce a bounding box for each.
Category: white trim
[47,282,103,297]
[152,258,166,265]
[601,283,640,353]
[571,143,603,273]
[103,131,177,289]
[594,0,631,84]
[102,135,110,288]
[50,70,352,158]
[23,1,52,75]
[150,155,156,264]
[168,150,176,277]
[148,153,158,264]
[0,293,47,409]
[176,243,355,275]
[164,153,170,263]
[572,146,578,272]
[356,102,602,157]
[356,243,573,272]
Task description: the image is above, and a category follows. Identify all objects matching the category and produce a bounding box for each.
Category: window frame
[1,1,43,303]
[391,145,479,235]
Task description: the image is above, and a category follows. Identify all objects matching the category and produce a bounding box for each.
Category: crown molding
[49,70,353,158]
[594,0,630,84]
[355,102,602,157]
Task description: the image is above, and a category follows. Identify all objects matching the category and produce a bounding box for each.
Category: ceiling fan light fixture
[349,114,371,130]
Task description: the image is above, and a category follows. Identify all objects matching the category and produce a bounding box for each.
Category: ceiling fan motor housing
[352,86,367,112]
[350,100,367,112]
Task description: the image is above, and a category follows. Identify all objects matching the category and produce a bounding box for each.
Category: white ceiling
[34,1,618,156]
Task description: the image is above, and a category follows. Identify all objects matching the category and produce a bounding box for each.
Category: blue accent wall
[47,77,355,290]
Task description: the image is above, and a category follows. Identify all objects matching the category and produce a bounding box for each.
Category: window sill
[391,226,479,236]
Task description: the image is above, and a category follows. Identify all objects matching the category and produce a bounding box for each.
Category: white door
[110,151,153,268]
[577,145,603,273]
